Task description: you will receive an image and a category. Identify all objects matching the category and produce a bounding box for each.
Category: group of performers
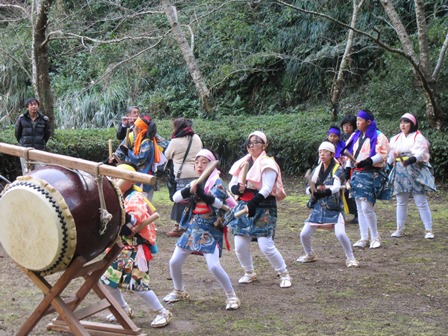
[101,109,435,329]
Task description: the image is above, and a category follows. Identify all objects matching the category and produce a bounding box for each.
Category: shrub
[1,112,447,183]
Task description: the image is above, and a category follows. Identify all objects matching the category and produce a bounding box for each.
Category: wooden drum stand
[16,243,145,336]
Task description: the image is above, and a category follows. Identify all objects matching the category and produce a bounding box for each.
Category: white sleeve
[259,168,277,198]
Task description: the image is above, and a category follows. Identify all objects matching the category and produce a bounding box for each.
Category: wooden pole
[108,140,113,158]
[0,143,156,186]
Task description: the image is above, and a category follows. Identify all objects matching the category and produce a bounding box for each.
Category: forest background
[0,0,448,182]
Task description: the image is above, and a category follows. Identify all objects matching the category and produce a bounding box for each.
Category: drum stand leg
[16,243,146,336]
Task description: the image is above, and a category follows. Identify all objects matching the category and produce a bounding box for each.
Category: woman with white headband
[227,131,291,288]
[163,149,240,311]
[387,113,436,239]
[297,141,359,268]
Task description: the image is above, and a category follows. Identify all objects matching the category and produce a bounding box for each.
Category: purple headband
[328,127,341,136]
[357,110,374,121]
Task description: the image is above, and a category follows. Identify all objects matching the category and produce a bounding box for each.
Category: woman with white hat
[297,141,359,268]
[387,113,436,239]
[227,131,291,288]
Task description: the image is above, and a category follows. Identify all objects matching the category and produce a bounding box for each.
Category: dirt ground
[0,176,447,336]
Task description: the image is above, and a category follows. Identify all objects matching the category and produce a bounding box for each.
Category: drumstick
[0,143,157,186]
[196,160,219,185]
[343,149,356,163]
[221,204,229,211]
[108,139,113,158]
[130,212,160,237]
[240,162,249,184]
[235,161,249,200]
[235,207,248,218]
[304,169,316,194]
[125,128,131,148]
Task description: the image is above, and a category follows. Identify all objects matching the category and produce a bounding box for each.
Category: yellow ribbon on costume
[396,156,409,162]
[133,185,156,212]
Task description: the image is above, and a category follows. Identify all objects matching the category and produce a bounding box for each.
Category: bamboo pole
[0,143,156,186]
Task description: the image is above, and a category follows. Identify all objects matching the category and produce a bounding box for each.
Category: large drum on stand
[0,165,125,275]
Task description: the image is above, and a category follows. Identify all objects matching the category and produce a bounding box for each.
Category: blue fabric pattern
[306,165,344,224]
[390,162,436,195]
[176,179,228,256]
[228,199,277,237]
[350,169,391,204]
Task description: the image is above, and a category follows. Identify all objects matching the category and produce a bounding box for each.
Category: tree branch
[82,30,171,93]
[432,31,448,80]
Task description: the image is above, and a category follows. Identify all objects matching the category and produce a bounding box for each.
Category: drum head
[0,176,77,273]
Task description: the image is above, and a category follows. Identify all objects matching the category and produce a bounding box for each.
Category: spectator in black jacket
[15,97,51,173]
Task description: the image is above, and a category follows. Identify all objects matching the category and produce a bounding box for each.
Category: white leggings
[234,235,287,274]
[355,199,379,240]
[396,192,432,231]
[300,215,354,259]
[169,246,234,295]
[106,286,164,312]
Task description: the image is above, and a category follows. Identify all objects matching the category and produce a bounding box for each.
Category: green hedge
[1,113,447,183]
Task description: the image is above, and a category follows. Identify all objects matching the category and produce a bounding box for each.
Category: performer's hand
[246,193,265,217]
[313,189,332,200]
[231,183,242,195]
[181,186,191,199]
[344,167,351,181]
[119,145,129,155]
[120,224,133,237]
[196,185,215,205]
[356,157,373,168]
[403,156,417,167]
[238,183,246,194]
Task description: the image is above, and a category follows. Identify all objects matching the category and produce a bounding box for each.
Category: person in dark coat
[15,97,51,173]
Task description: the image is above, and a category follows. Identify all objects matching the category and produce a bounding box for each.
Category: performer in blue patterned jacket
[163,149,240,311]
[297,142,359,268]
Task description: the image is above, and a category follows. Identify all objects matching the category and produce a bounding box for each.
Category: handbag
[166,136,193,202]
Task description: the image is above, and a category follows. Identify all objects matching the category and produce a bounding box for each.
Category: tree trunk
[31,0,55,135]
[160,0,213,114]
[330,0,364,119]
[380,0,444,129]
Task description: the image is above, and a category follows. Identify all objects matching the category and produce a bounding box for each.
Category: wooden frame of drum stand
[16,242,146,336]
[0,143,159,335]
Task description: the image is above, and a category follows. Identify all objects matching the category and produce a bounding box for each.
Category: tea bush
[1,113,447,183]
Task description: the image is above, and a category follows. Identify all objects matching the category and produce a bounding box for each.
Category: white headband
[318,142,335,153]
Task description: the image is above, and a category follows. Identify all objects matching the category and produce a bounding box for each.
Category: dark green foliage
[2,113,447,182]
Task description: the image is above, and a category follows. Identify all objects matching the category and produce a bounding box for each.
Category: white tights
[300,215,354,260]
[396,192,432,231]
[169,246,235,295]
[234,235,287,274]
[106,286,164,312]
[355,199,379,241]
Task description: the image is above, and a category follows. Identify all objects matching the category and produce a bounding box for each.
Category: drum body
[0,165,124,275]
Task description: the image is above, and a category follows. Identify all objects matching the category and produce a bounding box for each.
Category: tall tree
[160,0,213,113]
[1,1,55,134]
[276,0,448,129]
[330,0,365,119]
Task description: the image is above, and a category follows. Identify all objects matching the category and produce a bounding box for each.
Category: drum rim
[3,176,77,275]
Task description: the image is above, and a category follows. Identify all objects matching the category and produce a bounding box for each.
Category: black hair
[340,114,357,129]
[25,97,39,108]
[146,119,157,139]
[126,106,139,114]
[401,117,419,132]
[244,134,265,148]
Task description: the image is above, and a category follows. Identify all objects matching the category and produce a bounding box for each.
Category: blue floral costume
[306,163,345,225]
[176,179,228,256]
